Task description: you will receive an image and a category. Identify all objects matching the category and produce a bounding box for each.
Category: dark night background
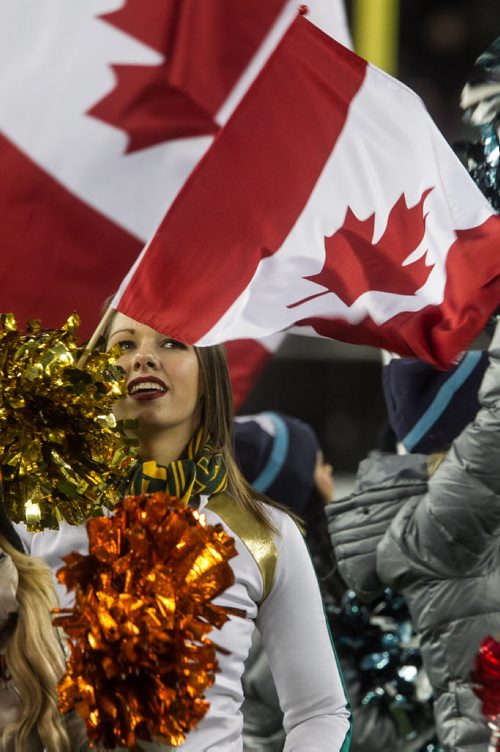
[237,1,500,477]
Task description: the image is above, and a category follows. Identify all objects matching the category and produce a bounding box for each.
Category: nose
[131,347,159,371]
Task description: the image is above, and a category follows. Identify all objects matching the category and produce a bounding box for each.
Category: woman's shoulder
[205,493,294,602]
[206,493,294,543]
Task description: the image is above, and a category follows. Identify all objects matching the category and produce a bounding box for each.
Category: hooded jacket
[327,325,500,752]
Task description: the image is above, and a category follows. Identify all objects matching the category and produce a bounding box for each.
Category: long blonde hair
[1,536,70,752]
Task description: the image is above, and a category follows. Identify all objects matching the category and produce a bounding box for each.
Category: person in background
[0,500,92,752]
[234,410,339,599]
[235,412,434,752]
[327,333,500,750]
[331,34,500,752]
[234,411,341,752]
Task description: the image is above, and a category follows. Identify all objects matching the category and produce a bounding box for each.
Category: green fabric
[129,427,227,503]
[325,606,352,751]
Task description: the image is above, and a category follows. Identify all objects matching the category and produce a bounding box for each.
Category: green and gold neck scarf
[129,427,227,504]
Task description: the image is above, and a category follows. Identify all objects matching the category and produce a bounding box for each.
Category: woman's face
[106,313,202,441]
[314,451,334,504]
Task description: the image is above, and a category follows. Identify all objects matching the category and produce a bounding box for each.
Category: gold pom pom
[55,492,243,749]
[0,313,135,529]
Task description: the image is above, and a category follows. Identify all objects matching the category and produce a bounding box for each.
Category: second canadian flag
[114,14,500,367]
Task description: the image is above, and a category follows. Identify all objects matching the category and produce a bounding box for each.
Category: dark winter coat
[327,330,500,751]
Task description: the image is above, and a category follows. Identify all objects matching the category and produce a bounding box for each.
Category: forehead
[107,313,156,339]
[106,313,192,350]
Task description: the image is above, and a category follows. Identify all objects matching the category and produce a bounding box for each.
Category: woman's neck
[134,425,196,467]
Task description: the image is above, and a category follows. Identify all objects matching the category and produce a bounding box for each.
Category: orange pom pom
[55,492,243,748]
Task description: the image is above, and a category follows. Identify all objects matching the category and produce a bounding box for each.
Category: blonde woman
[0,505,91,752]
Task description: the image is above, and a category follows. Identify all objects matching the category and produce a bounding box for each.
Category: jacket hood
[350,453,429,496]
[327,453,429,601]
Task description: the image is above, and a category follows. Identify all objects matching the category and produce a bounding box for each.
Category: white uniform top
[15,498,351,752]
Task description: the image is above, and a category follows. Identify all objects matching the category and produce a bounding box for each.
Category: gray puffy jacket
[327,327,500,752]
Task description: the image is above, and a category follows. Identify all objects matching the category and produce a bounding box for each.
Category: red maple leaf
[88,62,219,153]
[289,188,434,309]
[90,0,288,153]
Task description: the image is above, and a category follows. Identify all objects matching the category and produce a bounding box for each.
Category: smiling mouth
[128,379,168,399]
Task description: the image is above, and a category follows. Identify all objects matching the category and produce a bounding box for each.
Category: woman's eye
[117,340,136,351]
[161,339,187,350]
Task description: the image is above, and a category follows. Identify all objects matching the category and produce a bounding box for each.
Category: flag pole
[77,305,115,368]
[352,0,400,75]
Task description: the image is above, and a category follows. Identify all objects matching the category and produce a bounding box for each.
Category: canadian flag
[225,332,287,409]
[0,0,351,406]
[114,14,500,368]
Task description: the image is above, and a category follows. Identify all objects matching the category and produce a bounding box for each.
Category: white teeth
[129,381,166,394]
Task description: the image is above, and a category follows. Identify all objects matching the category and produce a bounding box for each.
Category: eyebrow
[107,328,135,338]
